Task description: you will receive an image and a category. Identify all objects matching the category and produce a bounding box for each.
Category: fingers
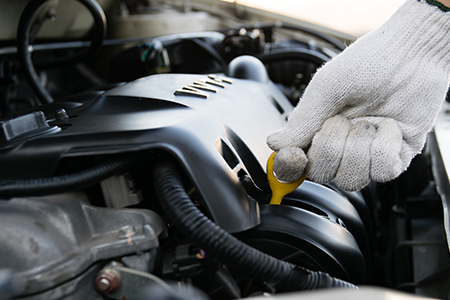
[306,117,376,191]
[271,116,406,191]
[306,115,352,183]
[370,119,403,181]
[335,122,376,191]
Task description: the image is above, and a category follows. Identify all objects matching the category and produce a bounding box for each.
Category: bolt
[97,278,111,292]
[95,269,120,294]
[239,174,253,187]
[55,108,69,121]
[47,9,57,22]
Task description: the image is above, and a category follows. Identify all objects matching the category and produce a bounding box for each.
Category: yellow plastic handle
[267,152,307,205]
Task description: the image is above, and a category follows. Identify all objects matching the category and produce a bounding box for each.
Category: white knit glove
[267,0,450,191]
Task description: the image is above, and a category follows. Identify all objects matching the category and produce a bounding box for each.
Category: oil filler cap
[0,111,60,145]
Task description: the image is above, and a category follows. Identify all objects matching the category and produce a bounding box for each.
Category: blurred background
[233,0,406,37]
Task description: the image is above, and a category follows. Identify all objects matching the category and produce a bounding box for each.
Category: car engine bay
[1,0,450,299]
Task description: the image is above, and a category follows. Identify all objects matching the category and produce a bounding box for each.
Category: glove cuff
[364,0,450,67]
[423,0,450,12]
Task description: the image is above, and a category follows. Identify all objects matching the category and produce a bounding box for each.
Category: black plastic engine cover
[0,73,293,233]
[238,203,367,284]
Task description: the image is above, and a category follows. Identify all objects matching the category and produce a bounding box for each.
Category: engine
[1,1,450,299]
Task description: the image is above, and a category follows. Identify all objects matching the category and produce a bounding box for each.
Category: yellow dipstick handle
[267,152,307,205]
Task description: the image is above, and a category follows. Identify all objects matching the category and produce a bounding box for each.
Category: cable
[0,156,141,198]
[277,23,347,51]
[257,49,330,66]
[16,0,106,104]
[153,160,357,293]
[184,38,228,70]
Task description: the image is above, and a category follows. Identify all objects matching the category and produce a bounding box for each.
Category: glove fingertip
[267,130,291,151]
[273,147,308,182]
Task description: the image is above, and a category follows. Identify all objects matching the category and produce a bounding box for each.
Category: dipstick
[266,152,307,205]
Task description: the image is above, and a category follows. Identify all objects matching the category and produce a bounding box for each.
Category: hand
[267,0,450,191]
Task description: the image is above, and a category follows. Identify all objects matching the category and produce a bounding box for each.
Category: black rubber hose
[17,0,106,104]
[257,49,330,67]
[153,161,357,292]
[277,23,347,51]
[185,38,228,70]
[0,156,140,198]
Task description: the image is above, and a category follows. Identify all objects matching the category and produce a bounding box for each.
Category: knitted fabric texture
[267,0,450,191]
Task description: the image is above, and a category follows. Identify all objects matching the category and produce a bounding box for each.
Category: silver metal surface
[246,287,436,300]
[429,101,450,251]
[0,192,166,296]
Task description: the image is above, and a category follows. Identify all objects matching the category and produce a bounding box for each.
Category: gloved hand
[267,0,450,191]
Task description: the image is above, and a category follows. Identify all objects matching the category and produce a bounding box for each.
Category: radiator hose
[17,0,106,104]
[153,161,357,293]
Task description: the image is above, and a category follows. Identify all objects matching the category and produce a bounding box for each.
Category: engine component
[17,0,106,104]
[225,55,269,83]
[0,54,373,299]
[234,181,372,288]
[0,269,25,299]
[285,181,373,272]
[98,264,211,300]
[161,244,207,279]
[0,155,143,197]
[96,267,121,294]
[0,192,165,297]
[0,111,60,144]
[222,27,264,62]
[0,69,290,232]
[236,181,370,285]
[3,1,450,296]
[100,172,143,208]
[153,159,356,292]
[96,263,209,300]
